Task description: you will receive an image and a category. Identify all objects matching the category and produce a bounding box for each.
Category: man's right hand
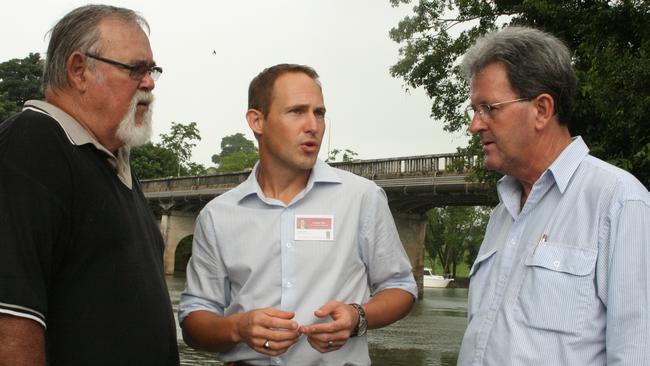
[233,308,300,356]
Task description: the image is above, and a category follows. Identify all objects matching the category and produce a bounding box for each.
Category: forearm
[363,288,415,329]
[0,314,45,366]
[181,310,242,353]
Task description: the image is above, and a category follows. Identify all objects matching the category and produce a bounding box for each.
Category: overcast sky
[2,1,468,166]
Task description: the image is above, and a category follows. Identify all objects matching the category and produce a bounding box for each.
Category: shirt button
[286,281,293,288]
[499,275,506,282]
[273,358,281,364]
[285,242,292,248]
[509,240,517,246]
[553,260,560,268]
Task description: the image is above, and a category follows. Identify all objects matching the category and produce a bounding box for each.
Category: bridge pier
[393,212,427,300]
[160,210,197,275]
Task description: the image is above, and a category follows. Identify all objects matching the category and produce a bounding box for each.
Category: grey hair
[42,4,149,92]
[462,26,577,126]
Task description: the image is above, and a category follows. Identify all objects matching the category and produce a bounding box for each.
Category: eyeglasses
[85,53,162,81]
[465,98,530,121]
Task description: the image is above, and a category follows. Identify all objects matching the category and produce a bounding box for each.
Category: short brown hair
[248,64,320,117]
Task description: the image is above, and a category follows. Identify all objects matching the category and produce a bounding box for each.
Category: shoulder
[1,108,70,158]
[326,165,382,195]
[579,155,649,203]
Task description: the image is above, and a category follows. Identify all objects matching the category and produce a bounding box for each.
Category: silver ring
[263,339,270,349]
[327,340,334,348]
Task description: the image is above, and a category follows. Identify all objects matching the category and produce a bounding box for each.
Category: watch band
[349,303,367,337]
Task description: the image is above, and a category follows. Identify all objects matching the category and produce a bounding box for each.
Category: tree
[327,148,359,162]
[424,206,490,278]
[130,142,179,179]
[211,133,259,172]
[389,0,650,188]
[160,121,203,176]
[0,53,44,121]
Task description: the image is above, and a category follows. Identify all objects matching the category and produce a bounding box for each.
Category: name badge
[294,215,334,241]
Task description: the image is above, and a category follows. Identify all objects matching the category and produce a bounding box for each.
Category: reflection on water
[167,275,468,366]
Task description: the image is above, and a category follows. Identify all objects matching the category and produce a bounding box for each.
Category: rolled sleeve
[178,208,230,324]
[360,186,417,299]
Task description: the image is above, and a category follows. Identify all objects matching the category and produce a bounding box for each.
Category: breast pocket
[468,249,498,320]
[517,243,597,335]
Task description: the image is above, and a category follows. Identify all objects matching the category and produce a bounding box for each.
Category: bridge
[141,153,497,296]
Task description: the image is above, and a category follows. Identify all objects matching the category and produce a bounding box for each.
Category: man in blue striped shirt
[458,27,650,365]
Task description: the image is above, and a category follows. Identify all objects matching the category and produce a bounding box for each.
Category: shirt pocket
[468,249,498,320]
[517,242,597,335]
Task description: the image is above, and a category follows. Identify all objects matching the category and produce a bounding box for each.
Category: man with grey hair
[0,5,179,365]
[458,26,649,365]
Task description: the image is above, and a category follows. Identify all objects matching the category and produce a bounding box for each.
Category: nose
[467,113,486,135]
[304,111,322,133]
[138,72,155,91]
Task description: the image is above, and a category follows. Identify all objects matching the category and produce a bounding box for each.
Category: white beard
[116,90,154,148]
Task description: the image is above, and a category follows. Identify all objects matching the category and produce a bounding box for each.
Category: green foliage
[327,148,359,162]
[0,53,44,121]
[390,0,650,188]
[212,133,259,172]
[217,150,259,172]
[130,143,179,179]
[132,122,205,179]
[160,122,203,177]
[211,133,256,163]
[424,206,490,277]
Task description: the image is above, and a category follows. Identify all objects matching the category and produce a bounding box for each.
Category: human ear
[533,93,555,130]
[66,51,88,91]
[246,109,264,136]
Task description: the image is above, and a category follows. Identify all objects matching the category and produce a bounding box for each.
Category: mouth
[136,100,151,109]
[300,140,320,153]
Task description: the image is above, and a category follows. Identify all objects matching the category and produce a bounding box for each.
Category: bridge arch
[161,210,197,274]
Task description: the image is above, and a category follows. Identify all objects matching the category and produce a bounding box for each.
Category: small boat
[423,267,454,288]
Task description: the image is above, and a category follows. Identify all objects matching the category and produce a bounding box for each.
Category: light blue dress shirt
[179,160,417,366]
[458,137,650,365]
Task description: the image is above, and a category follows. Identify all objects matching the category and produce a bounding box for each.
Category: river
[166,275,468,366]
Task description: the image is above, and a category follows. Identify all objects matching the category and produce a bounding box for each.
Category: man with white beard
[0,5,180,365]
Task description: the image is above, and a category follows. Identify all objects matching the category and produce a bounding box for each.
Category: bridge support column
[393,212,427,299]
[160,210,197,275]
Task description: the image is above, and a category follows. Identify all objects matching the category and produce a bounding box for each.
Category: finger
[307,337,343,354]
[306,329,350,344]
[314,300,340,318]
[265,328,301,342]
[301,320,346,335]
[257,338,299,356]
[263,308,296,319]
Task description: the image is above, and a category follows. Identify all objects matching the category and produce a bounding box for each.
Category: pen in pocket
[533,234,547,255]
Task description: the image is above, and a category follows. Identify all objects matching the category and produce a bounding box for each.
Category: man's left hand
[299,300,359,353]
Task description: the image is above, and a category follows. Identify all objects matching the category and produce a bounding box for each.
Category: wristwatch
[349,303,367,337]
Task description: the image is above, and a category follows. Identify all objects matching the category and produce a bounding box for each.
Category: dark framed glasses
[85,53,162,81]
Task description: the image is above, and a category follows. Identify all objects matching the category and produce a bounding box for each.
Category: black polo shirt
[0,103,179,365]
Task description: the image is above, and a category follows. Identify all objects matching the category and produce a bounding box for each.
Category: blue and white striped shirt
[458,137,650,365]
[179,160,416,366]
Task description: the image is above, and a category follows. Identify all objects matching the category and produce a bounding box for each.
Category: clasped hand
[237,301,358,356]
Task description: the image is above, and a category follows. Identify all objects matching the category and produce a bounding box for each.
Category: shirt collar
[496,136,589,216]
[23,100,133,189]
[235,159,342,205]
[546,136,589,194]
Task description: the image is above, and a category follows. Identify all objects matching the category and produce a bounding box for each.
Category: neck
[515,127,572,210]
[46,90,122,152]
[256,161,312,205]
